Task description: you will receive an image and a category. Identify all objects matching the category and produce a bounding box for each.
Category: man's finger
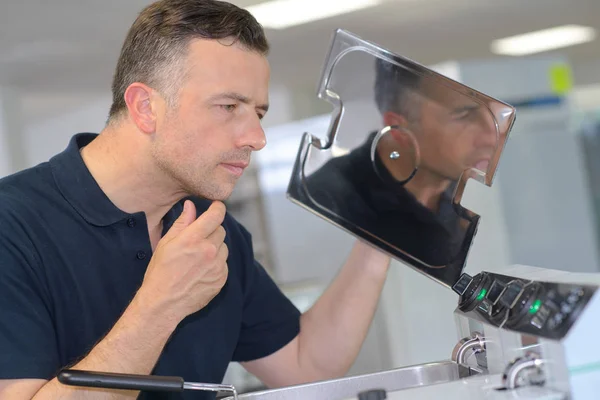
[206,226,226,248]
[183,201,227,239]
[162,200,197,241]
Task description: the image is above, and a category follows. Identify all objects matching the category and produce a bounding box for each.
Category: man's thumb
[165,200,196,239]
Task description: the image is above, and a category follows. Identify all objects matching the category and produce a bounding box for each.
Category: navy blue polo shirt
[0,133,301,399]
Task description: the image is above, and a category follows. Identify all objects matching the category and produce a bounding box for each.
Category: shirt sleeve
[231,226,301,362]
[0,221,60,379]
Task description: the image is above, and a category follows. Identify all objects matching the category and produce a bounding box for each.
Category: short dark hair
[374,57,421,121]
[108,0,269,121]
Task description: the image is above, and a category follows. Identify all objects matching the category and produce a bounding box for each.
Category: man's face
[405,81,498,181]
[152,39,270,200]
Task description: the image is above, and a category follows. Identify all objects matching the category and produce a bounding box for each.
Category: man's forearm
[297,240,390,380]
[31,293,179,400]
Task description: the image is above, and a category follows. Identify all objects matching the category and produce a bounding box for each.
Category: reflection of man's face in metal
[385,79,498,182]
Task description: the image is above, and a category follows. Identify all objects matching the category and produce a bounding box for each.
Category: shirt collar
[49,133,184,229]
[49,133,130,226]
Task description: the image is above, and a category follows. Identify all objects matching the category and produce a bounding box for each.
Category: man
[0,1,390,399]
[303,58,498,284]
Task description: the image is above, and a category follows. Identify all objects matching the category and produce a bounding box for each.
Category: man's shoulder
[0,163,56,222]
[305,142,372,190]
[0,165,56,273]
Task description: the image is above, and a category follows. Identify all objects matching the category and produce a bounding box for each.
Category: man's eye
[453,108,474,120]
[221,104,237,112]
[455,110,470,119]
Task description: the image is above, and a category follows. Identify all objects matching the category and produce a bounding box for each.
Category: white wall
[0,87,26,176]
[569,83,600,113]
[24,94,111,167]
[0,89,16,177]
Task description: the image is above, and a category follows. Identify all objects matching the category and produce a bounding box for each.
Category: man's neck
[404,175,450,212]
[80,125,186,234]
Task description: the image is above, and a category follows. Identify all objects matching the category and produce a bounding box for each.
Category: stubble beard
[174,163,237,201]
[152,146,237,201]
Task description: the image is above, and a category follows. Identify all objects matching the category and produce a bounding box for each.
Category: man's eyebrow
[451,104,480,114]
[209,92,269,113]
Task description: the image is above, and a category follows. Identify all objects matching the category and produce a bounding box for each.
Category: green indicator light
[476,288,487,301]
[529,299,542,314]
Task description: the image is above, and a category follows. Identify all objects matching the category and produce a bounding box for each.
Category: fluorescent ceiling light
[246,0,382,30]
[491,25,596,56]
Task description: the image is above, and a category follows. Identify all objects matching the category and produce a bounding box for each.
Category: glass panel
[287,30,516,288]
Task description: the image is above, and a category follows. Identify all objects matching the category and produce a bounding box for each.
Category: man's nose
[475,110,498,149]
[237,117,267,151]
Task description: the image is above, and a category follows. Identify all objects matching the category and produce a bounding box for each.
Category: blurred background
[1,0,600,393]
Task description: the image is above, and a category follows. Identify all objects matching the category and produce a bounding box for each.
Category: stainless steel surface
[286,29,517,289]
[224,361,463,400]
[380,373,566,400]
[184,382,238,400]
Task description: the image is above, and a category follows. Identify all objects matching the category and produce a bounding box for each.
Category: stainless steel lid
[287,29,517,289]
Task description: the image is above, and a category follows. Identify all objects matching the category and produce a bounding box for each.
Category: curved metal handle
[57,369,238,399]
[502,353,546,389]
[452,332,487,366]
[58,370,184,392]
[457,338,485,366]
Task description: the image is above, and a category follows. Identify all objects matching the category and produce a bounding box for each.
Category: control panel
[453,272,595,339]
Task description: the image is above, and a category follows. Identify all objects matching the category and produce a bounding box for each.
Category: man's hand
[137,200,229,323]
[0,200,231,400]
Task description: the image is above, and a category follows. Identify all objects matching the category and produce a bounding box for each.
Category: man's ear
[382,111,411,144]
[123,83,159,134]
[382,110,408,129]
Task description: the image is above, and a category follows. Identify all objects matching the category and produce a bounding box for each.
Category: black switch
[487,280,506,304]
[358,389,387,400]
[499,281,524,308]
[453,273,473,296]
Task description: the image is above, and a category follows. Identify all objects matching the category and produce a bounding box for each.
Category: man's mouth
[220,161,249,177]
[473,159,490,171]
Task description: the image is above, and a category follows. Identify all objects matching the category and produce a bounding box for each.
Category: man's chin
[189,184,236,202]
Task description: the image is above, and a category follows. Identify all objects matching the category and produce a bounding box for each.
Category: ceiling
[1,0,599,120]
